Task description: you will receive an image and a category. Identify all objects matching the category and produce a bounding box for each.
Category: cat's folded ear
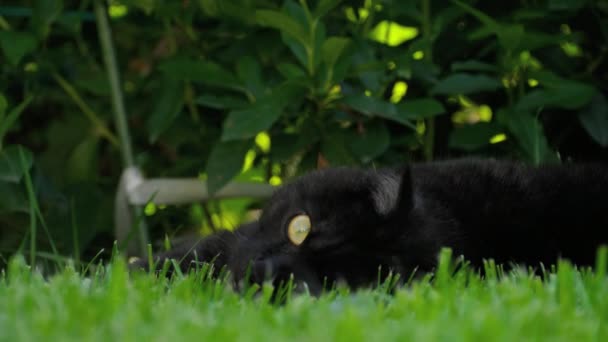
[370,166,413,217]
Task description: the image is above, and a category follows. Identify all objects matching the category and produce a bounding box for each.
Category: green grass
[1,249,608,341]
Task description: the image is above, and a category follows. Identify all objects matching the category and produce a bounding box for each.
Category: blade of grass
[70,198,81,265]
[83,248,105,275]
[147,243,154,271]
[19,148,36,266]
[19,148,59,259]
[0,95,32,150]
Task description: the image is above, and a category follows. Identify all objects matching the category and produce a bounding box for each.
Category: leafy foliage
[0,0,606,260]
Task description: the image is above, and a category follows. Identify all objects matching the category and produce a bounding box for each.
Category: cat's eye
[287,214,311,246]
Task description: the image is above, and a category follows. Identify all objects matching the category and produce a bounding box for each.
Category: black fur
[132,158,608,293]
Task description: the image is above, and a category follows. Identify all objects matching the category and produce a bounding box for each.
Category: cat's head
[228,167,414,293]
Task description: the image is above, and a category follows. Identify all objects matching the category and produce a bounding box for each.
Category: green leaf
[0,145,33,183]
[451,0,500,33]
[432,73,502,95]
[516,85,597,113]
[320,128,356,166]
[205,140,252,194]
[282,33,309,72]
[451,60,498,73]
[221,102,282,141]
[547,0,586,11]
[502,111,557,164]
[0,96,33,146]
[31,0,63,39]
[342,95,416,128]
[0,31,38,66]
[0,181,28,213]
[522,71,597,110]
[322,37,351,68]
[146,79,184,143]
[74,73,111,96]
[448,123,502,151]
[195,94,248,110]
[313,0,342,19]
[369,21,419,47]
[198,0,220,16]
[236,56,265,99]
[452,0,524,51]
[348,121,390,163]
[579,94,608,147]
[159,58,242,92]
[271,133,319,163]
[255,10,309,47]
[65,136,99,182]
[277,63,307,79]
[221,84,304,141]
[397,98,446,119]
[0,94,6,119]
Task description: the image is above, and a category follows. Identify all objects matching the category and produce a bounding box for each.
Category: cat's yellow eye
[287,214,311,246]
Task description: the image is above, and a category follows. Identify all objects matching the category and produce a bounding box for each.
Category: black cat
[132,158,608,293]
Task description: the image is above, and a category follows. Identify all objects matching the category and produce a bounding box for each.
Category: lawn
[1,249,607,342]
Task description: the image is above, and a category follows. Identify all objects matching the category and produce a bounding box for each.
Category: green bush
[0,0,606,262]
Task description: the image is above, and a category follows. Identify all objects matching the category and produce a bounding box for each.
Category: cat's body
[134,159,608,292]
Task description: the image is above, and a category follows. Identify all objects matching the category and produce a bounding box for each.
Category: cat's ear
[371,166,413,217]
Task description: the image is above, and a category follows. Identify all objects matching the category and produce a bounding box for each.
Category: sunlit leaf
[369,21,418,47]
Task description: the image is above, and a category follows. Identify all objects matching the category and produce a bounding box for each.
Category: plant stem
[52,72,120,147]
[93,0,135,167]
[422,0,434,161]
[94,0,148,254]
